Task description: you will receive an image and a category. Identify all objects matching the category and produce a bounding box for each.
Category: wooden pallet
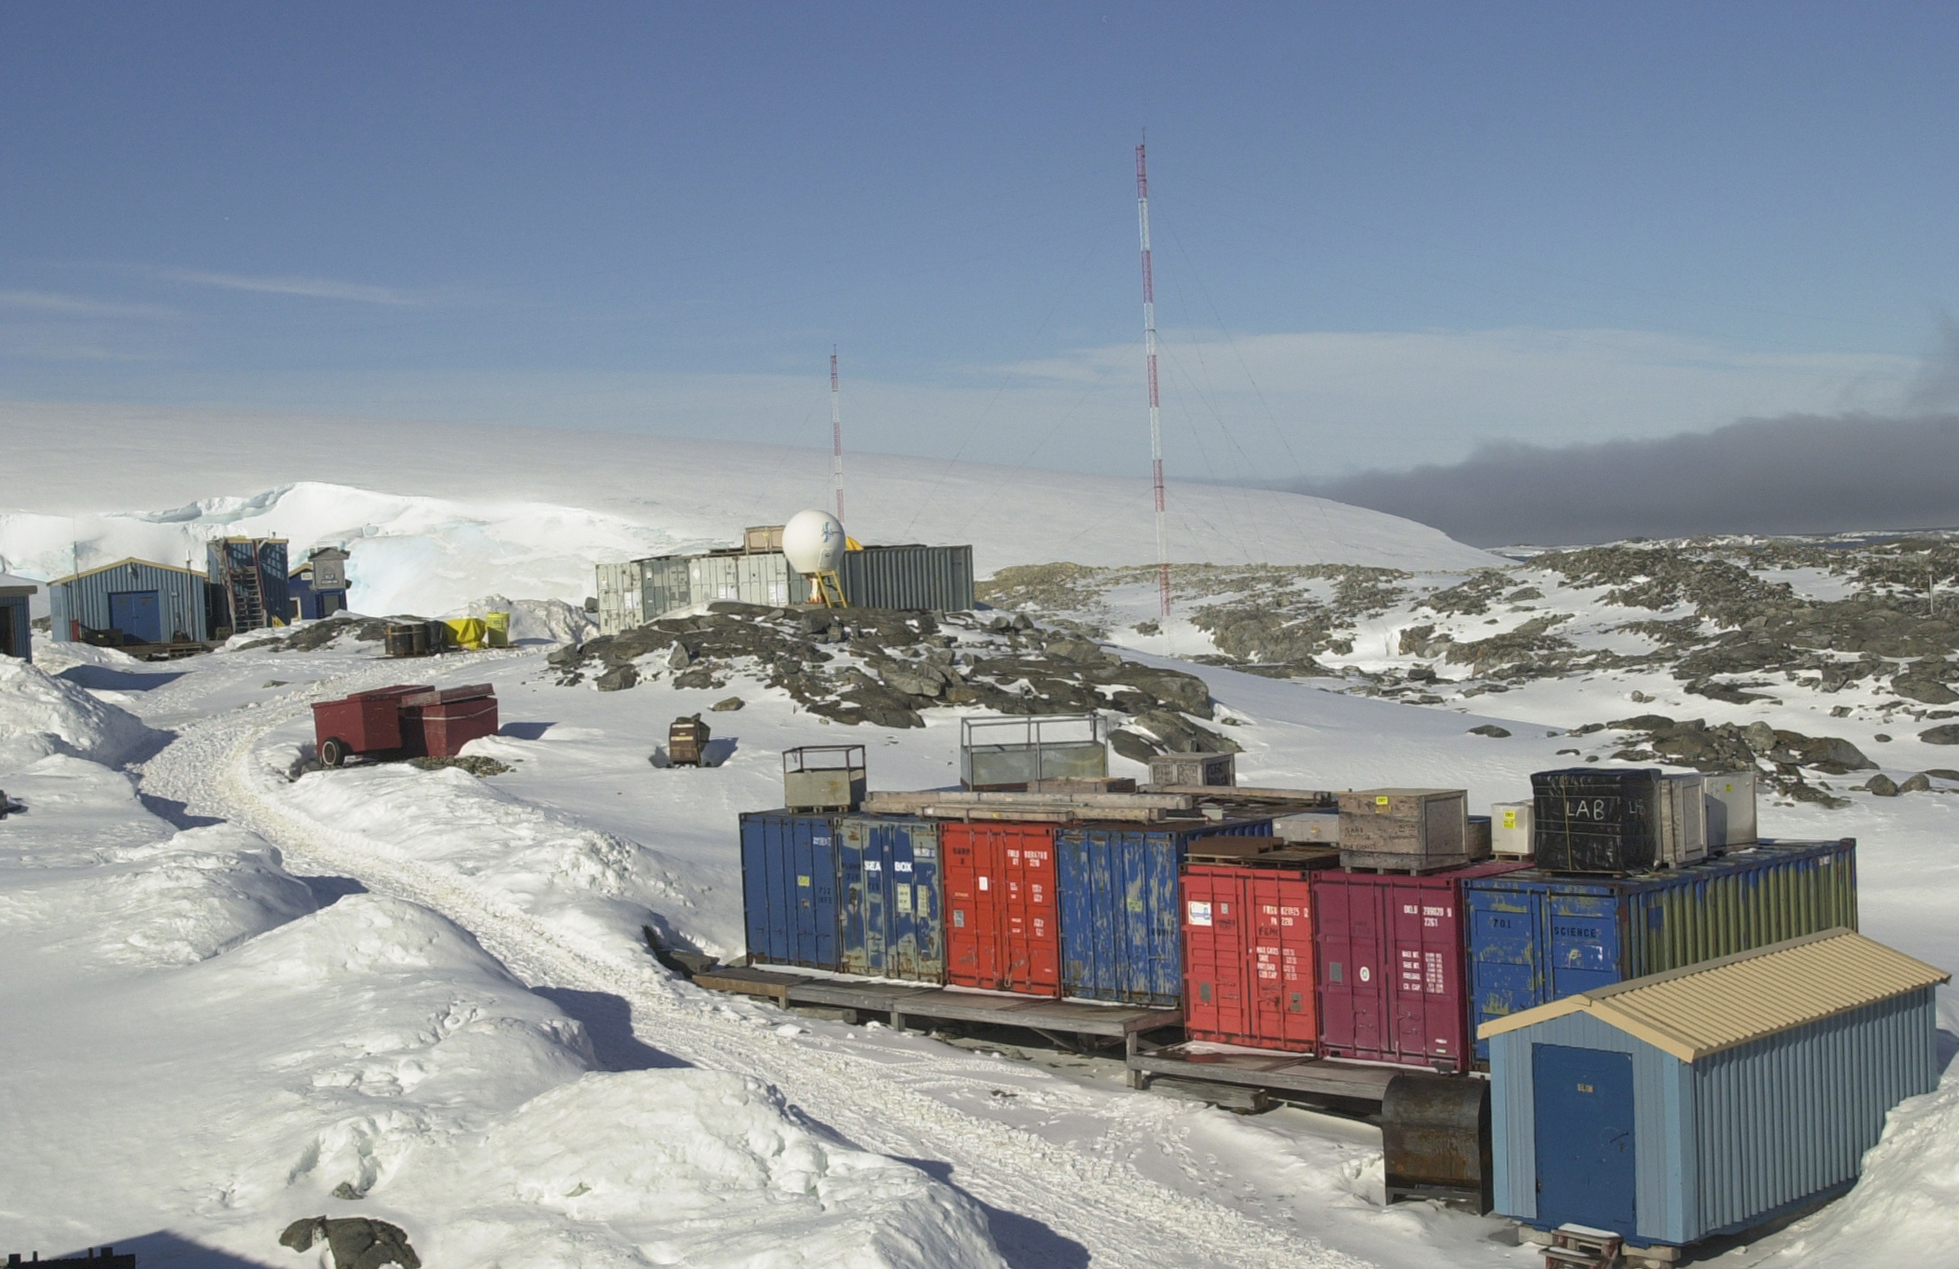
[694,966,1181,1061]
[1127,1041,1400,1103]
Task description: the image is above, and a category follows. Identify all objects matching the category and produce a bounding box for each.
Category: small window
[1329,962,1343,983]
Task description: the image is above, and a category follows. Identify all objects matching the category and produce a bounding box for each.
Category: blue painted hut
[289,547,351,621]
[0,573,37,660]
[1482,929,1947,1254]
[49,558,214,646]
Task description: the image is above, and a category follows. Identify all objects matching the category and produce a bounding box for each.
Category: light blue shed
[0,572,36,661]
[1481,929,1946,1251]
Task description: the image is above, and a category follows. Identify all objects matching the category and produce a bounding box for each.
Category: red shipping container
[943,822,1060,996]
[1312,860,1527,1072]
[1182,863,1320,1050]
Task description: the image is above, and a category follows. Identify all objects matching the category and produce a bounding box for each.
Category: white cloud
[153,268,429,306]
[0,290,182,320]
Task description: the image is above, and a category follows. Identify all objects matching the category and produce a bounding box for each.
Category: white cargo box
[1491,801,1533,858]
[1657,772,1708,867]
[1703,770,1758,849]
[1274,810,1339,844]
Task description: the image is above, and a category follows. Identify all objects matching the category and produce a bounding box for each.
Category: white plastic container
[1491,801,1533,858]
[1657,773,1708,867]
[1703,771,1759,849]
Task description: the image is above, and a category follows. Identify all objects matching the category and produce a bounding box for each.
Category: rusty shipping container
[1181,847,1336,1050]
[1464,838,1859,1060]
[1057,818,1271,1007]
[1314,860,1529,1072]
[943,821,1061,996]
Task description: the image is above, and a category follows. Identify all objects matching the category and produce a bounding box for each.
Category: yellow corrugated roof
[1477,929,1949,1062]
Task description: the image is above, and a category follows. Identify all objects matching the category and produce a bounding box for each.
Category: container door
[1182,870,1242,1041]
[1390,881,1468,1070]
[1249,871,1315,1050]
[108,590,162,643]
[1468,885,1545,1061]
[1058,829,1098,999]
[839,820,871,975]
[1003,826,1060,995]
[891,823,941,982]
[1548,893,1624,1000]
[740,817,773,963]
[1532,1044,1636,1233]
[788,818,839,969]
[1144,832,1185,1007]
[1316,877,1387,1057]
[943,824,999,989]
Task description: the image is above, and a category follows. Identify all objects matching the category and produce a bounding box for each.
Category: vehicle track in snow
[138,660,1375,1269]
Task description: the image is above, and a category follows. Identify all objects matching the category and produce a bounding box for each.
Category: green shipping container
[1465,838,1858,1061]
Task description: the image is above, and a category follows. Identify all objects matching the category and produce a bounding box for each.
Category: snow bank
[1752,1075,1959,1266]
[273,759,697,964]
[420,1069,1006,1269]
[0,658,159,772]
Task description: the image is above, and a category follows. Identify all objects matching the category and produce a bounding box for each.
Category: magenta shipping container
[1313,860,1527,1073]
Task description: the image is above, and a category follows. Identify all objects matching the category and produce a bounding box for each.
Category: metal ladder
[812,571,847,608]
[225,543,267,631]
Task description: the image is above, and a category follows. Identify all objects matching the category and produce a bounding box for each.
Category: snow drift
[0,658,159,772]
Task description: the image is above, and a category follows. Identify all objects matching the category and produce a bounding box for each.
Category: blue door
[1533,1044,1636,1232]
[108,590,162,643]
[739,813,839,969]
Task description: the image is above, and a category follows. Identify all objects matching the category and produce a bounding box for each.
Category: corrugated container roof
[1478,928,1948,1061]
[50,556,205,584]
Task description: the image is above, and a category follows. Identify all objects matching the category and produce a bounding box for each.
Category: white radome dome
[782,508,847,575]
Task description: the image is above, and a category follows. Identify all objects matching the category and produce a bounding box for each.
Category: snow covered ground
[2,442,1954,1268]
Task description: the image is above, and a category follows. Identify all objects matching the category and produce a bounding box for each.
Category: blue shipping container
[838,816,945,982]
[1465,839,1858,1059]
[1057,817,1271,1006]
[739,811,842,970]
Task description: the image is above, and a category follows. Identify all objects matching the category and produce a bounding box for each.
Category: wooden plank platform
[693,965,1181,1039]
[1128,1043,1403,1102]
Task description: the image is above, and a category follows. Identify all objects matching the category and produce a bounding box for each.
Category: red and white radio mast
[1136,142,1170,617]
[830,348,846,524]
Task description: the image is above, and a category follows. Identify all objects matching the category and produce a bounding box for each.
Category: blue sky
[4,3,1956,481]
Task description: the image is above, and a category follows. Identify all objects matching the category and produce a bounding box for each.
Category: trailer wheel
[320,737,349,768]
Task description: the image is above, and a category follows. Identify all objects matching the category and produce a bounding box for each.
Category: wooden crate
[1148,752,1236,788]
[1336,789,1473,870]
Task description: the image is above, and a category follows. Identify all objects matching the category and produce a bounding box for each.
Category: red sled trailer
[311,683,498,766]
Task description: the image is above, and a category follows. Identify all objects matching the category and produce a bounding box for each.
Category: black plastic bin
[1530,768,1662,874]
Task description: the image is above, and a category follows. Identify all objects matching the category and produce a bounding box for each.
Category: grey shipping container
[1464,838,1859,1060]
[1485,930,1947,1249]
[50,557,214,644]
[839,544,974,611]
[595,561,641,635]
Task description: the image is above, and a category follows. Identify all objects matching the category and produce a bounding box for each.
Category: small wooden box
[1148,751,1236,788]
[1336,788,1472,871]
[669,715,711,766]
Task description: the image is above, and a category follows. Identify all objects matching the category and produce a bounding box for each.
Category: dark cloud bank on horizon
[1293,413,1959,547]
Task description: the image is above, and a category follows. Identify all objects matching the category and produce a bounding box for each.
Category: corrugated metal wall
[205,539,290,631]
[840,545,974,611]
[1467,840,1858,1056]
[1692,987,1939,1239]
[1490,986,1940,1245]
[0,595,29,659]
[1489,1010,1694,1242]
[642,556,692,619]
[595,561,640,635]
[50,561,213,643]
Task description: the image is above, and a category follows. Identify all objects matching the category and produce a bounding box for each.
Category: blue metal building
[1483,929,1946,1251]
[1056,817,1271,1006]
[0,573,36,660]
[49,558,214,645]
[288,547,351,621]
